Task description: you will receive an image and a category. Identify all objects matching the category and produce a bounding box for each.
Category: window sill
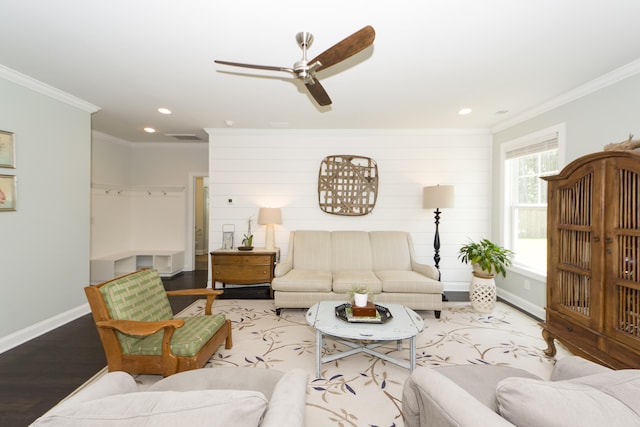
[508,264,546,283]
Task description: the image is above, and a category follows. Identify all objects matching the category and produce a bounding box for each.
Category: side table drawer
[214,255,242,265]
[243,255,273,266]
[213,265,272,283]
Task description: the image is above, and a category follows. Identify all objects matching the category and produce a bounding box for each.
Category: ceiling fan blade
[215,60,293,74]
[305,77,332,106]
[309,26,375,72]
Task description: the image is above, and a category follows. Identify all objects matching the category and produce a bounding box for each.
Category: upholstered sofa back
[331,231,373,271]
[99,269,174,322]
[292,230,332,270]
[290,230,416,273]
[370,231,413,271]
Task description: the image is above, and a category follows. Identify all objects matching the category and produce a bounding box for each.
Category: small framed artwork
[0,130,15,168]
[0,174,16,211]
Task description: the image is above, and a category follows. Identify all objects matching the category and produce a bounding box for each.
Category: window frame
[499,124,566,281]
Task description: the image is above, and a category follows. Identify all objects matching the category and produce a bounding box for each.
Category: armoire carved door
[541,150,640,368]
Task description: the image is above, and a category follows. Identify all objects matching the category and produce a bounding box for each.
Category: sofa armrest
[550,356,612,381]
[274,261,292,277]
[166,289,223,315]
[411,261,440,281]
[260,368,308,427]
[402,368,514,427]
[96,319,184,337]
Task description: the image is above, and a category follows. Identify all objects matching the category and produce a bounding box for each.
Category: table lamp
[257,207,282,250]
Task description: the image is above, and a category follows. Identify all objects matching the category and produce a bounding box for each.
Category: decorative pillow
[496,377,640,427]
[33,389,268,427]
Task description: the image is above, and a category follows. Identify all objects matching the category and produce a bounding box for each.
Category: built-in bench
[90,250,184,283]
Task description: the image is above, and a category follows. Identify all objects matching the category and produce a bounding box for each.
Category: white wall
[0,70,95,352]
[207,129,492,290]
[492,70,640,317]
[91,133,208,269]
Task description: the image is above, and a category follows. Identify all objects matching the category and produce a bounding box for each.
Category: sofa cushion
[124,314,227,357]
[33,389,268,427]
[370,231,413,271]
[100,269,173,322]
[271,269,333,292]
[331,231,373,271]
[496,373,640,427]
[99,269,175,355]
[292,230,332,270]
[376,270,443,293]
[332,271,382,293]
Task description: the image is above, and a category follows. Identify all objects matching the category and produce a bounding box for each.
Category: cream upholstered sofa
[34,367,308,427]
[402,356,640,427]
[271,230,443,317]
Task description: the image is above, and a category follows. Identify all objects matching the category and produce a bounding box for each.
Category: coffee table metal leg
[316,329,323,378]
[410,336,416,371]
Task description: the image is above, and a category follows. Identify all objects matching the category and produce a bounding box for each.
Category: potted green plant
[349,285,370,307]
[458,238,514,278]
[239,216,254,250]
[458,239,514,313]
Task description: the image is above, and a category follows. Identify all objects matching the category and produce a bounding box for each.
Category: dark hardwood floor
[0,270,210,427]
[0,269,467,426]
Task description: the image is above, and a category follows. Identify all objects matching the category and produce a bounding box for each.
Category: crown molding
[0,64,100,113]
[491,58,640,133]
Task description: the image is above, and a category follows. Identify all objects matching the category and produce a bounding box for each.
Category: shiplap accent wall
[207,128,492,289]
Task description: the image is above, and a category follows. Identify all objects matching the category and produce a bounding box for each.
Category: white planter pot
[470,272,496,313]
[353,293,368,307]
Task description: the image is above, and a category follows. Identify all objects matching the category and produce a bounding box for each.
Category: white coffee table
[306,301,425,378]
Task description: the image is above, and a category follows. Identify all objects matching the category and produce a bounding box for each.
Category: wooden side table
[210,248,278,296]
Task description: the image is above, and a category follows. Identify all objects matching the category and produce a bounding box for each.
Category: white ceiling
[1,0,640,142]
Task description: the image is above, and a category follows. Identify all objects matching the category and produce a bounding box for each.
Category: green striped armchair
[85,269,232,376]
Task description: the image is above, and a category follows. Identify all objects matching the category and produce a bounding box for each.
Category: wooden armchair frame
[85,270,232,377]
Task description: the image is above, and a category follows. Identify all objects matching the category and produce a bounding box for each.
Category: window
[501,125,565,276]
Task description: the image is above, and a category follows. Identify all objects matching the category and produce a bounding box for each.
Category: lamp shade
[423,185,455,209]
[257,207,282,225]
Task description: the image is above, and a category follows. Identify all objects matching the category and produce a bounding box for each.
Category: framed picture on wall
[0,130,15,168]
[0,174,16,211]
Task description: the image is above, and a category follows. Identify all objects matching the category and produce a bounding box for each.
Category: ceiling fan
[215,25,375,107]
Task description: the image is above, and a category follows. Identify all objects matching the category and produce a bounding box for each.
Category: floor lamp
[257,207,282,250]
[423,185,455,281]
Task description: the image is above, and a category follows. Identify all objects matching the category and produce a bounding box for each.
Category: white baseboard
[496,288,545,320]
[443,281,470,292]
[0,303,91,354]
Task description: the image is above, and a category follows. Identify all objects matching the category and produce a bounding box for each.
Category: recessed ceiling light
[144,127,156,133]
[495,109,509,115]
[158,107,172,115]
[458,108,473,115]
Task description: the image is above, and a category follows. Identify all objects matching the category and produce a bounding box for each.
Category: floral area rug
[132,299,568,427]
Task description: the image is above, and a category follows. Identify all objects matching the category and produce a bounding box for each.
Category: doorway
[194,176,209,271]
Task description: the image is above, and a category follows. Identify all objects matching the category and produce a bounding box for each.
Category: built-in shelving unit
[90,250,184,283]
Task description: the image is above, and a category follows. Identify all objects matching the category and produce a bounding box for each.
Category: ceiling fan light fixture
[214,25,375,107]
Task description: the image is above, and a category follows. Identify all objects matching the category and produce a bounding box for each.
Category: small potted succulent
[349,285,370,307]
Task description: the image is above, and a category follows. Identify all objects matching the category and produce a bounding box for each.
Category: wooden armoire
[541,150,640,368]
